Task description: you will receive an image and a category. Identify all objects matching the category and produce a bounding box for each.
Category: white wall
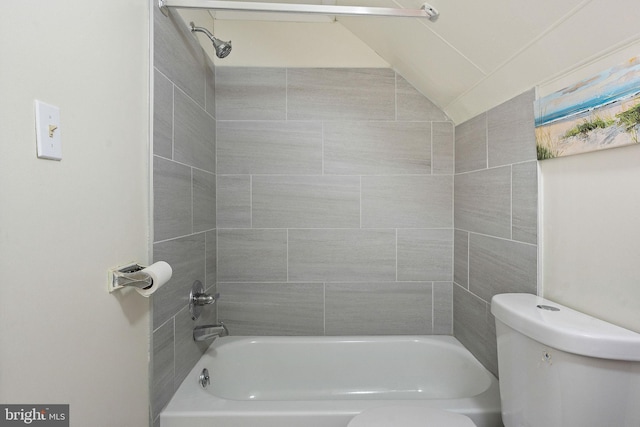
[540,143,640,333]
[212,20,389,67]
[538,48,640,334]
[0,1,151,426]
[178,10,389,68]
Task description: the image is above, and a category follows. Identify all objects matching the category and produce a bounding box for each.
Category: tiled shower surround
[453,90,539,376]
[150,6,537,423]
[151,6,217,424]
[215,66,455,337]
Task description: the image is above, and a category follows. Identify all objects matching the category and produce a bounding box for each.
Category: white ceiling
[335,0,640,122]
[185,0,640,123]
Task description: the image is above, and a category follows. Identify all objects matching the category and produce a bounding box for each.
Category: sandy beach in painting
[536,94,640,159]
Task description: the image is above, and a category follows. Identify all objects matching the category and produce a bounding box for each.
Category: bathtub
[160,335,502,427]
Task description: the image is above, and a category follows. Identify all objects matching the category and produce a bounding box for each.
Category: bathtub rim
[161,335,501,426]
[202,334,494,401]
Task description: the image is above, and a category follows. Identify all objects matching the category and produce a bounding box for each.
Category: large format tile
[512,161,538,244]
[396,75,449,121]
[216,175,251,228]
[153,156,191,242]
[454,166,511,238]
[433,282,453,334]
[215,67,286,120]
[174,89,216,173]
[153,234,206,329]
[288,229,396,282]
[252,175,360,228]
[287,68,395,120]
[153,69,173,159]
[361,176,453,228]
[397,229,453,281]
[217,229,288,282]
[454,229,469,287]
[205,230,216,288]
[468,233,537,302]
[323,121,431,175]
[217,282,324,335]
[432,121,455,175]
[325,282,432,335]
[205,57,215,118]
[488,90,537,167]
[217,121,322,175]
[192,169,216,233]
[453,285,498,376]
[153,6,205,107]
[455,113,487,173]
[151,319,174,419]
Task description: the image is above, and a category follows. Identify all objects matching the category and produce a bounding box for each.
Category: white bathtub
[160,336,502,427]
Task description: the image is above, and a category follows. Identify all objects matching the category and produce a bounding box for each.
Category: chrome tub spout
[193,323,229,342]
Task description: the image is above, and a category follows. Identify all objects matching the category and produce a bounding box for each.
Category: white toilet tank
[491,293,640,427]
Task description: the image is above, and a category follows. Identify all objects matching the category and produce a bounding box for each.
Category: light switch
[35,100,62,160]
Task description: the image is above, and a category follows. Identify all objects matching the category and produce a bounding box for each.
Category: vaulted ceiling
[180,0,640,123]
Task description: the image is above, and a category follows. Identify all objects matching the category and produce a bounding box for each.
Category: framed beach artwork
[535,56,640,160]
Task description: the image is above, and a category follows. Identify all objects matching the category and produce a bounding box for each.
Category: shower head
[190,22,232,59]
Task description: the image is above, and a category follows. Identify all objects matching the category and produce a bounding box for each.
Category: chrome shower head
[190,22,232,59]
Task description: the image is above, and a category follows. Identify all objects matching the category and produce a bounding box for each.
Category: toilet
[347,406,476,427]
[492,293,640,427]
[348,293,640,427]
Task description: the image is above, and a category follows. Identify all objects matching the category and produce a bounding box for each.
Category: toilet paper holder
[108,263,153,292]
[108,261,173,297]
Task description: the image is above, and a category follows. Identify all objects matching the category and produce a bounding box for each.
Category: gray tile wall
[453,89,538,376]
[216,69,455,339]
[151,5,217,424]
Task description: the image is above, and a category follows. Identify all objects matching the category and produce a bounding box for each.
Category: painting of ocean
[535,56,640,160]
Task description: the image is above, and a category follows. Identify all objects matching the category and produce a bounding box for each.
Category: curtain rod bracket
[421,3,439,22]
[159,0,169,16]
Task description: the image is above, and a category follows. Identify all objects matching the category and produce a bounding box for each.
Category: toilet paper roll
[136,261,173,297]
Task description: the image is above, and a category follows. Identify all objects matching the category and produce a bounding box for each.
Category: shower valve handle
[192,292,218,306]
[189,280,218,320]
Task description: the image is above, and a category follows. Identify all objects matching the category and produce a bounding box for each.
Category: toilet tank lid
[491,293,640,361]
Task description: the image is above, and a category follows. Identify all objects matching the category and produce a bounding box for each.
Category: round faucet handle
[193,293,216,305]
[189,280,219,320]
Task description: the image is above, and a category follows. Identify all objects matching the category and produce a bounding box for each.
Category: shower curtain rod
[158,0,439,20]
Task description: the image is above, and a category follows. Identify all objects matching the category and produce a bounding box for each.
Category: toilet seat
[347,406,477,427]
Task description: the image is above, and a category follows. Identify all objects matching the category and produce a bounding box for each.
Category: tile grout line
[190,168,194,234]
[467,231,470,290]
[510,164,513,240]
[171,83,175,160]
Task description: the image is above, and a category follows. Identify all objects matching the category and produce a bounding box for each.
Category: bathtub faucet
[193,323,229,342]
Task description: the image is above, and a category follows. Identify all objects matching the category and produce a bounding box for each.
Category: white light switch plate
[35,100,62,160]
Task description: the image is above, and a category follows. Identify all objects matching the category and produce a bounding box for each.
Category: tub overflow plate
[199,368,210,388]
